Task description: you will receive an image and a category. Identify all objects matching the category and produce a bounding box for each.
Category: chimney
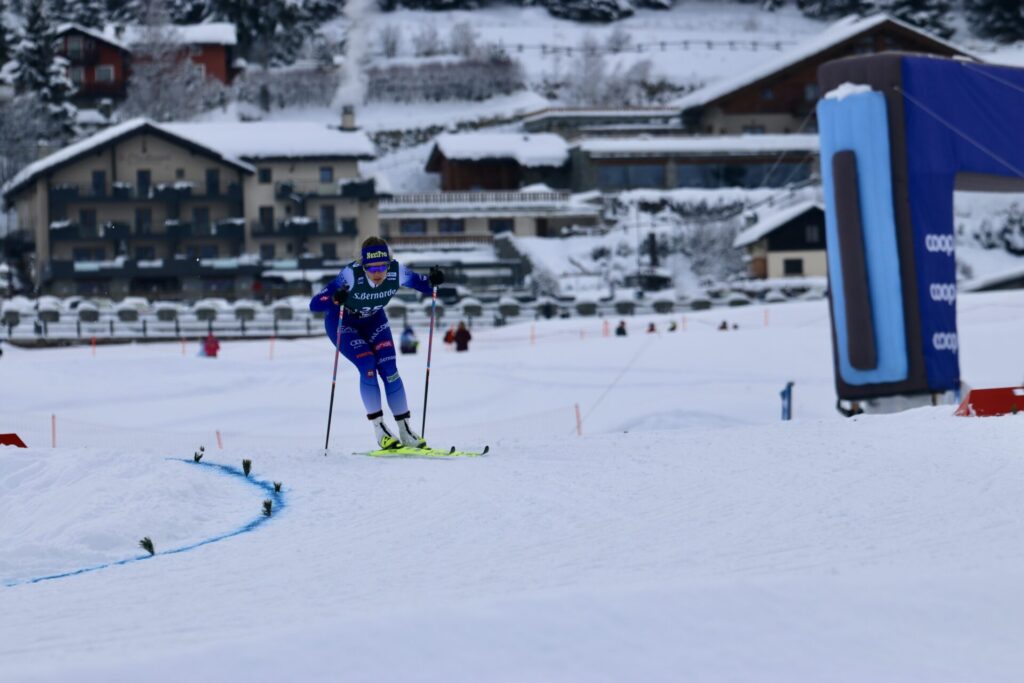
[114,24,125,40]
[341,105,356,131]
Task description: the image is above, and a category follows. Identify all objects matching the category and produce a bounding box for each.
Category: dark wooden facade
[56,27,131,103]
[682,19,972,134]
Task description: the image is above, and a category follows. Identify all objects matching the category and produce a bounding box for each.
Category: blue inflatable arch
[816,53,1024,401]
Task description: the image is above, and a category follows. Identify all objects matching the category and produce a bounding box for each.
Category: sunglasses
[365,264,389,274]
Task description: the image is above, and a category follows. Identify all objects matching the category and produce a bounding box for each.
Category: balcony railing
[49,182,241,204]
[381,191,570,207]
[251,218,358,237]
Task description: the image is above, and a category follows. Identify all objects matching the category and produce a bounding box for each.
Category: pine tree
[46,0,72,23]
[43,53,77,141]
[106,0,142,23]
[796,0,871,19]
[882,0,955,39]
[209,0,310,64]
[167,0,210,23]
[0,0,12,68]
[13,0,52,93]
[965,0,1024,43]
[70,0,108,27]
[10,0,77,145]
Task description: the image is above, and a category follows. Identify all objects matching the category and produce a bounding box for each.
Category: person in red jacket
[203,333,220,358]
[453,321,472,352]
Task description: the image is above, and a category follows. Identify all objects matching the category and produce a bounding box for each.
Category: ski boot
[368,411,400,450]
[394,411,427,448]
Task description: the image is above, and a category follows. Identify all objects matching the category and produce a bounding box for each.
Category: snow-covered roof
[56,23,130,51]
[163,122,376,160]
[2,118,254,202]
[103,22,237,46]
[733,199,823,248]
[430,133,569,168]
[577,134,819,156]
[672,14,977,112]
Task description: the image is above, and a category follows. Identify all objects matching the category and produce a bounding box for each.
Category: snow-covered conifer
[796,0,871,18]
[13,0,51,94]
[872,0,954,38]
[965,0,1024,43]
[69,0,107,27]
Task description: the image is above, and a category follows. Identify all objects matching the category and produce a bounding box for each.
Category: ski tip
[482,445,490,455]
[448,446,456,454]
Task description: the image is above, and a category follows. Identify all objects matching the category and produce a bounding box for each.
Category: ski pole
[421,286,438,437]
[324,312,345,455]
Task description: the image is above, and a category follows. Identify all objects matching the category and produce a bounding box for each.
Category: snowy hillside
[4,292,1024,680]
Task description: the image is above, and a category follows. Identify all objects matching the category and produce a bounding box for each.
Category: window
[439,218,465,234]
[176,168,185,180]
[741,125,765,134]
[91,170,106,196]
[205,169,220,196]
[804,83,819,102]
[259,206,275,231]
[95,65,115,83]
[805,224,822,245]
[135,208,152,234]
[597,164,665,190]
[258,168,272,184]
[80,208,97,229]
[137,170,151,198]
[319,166,334,183]
[784,258,804,275]
[319,204,336,233]
[321,242,337,259]
[400,219,427,235]
[135,246,156,260]
[67,36,83,59]
[488,218,514,234]
[760,87,775,101]
[193,207,210,230]
[339,218,357,236]
[73,247,105,261]
[259,244,276,260]
[69,66,84,85]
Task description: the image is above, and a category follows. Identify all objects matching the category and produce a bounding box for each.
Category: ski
[358,445,490,458]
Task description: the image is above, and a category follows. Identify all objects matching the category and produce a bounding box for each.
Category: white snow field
[3,293,1024,682]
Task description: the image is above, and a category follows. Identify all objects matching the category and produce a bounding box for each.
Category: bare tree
[412,23,443,57]
[449,21,478,57]
[121,3,223,121]
[378,24,402,58]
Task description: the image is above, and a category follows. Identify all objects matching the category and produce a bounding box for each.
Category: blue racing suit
[309,260,432,416]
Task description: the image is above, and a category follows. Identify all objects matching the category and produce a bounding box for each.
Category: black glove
[428,267,445,287]
[332,287,348,305]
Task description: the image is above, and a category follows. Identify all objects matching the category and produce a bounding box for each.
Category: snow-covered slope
[3,292,1024,681]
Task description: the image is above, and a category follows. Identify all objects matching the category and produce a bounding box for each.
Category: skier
[310,236,444,450]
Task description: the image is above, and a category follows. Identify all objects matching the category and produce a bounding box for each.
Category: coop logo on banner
[925,234,955,256]
[929,282,957,305]
[932,331,958,353]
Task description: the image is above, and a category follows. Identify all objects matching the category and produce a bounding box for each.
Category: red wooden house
[55,24,131,103]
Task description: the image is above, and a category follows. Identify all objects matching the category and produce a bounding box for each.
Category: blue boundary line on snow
[2,459,285,588]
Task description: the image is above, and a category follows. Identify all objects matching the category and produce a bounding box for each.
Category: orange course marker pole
[51,414,57,448]
[91,336,97,356]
